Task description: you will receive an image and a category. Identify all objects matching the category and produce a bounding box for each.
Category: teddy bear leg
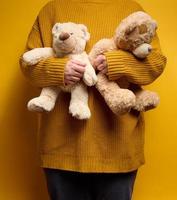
[96,73,136,115]
[69,83,91,120]
[27,86,60,112]
[133,89,160,112]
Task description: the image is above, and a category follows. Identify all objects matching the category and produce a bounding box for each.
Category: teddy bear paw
[23,51,41,65]
[133,90,160,112]
[83,69,98,86]
[69,102,91,119]
[108,89,136,115]
[27,96,56,112]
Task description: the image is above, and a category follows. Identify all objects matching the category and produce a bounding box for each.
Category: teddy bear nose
[59,32,70,41]
[148,46,152,52]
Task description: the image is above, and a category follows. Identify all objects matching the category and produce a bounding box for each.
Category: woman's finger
[97,54,106,61]
[73,64,85,74]
[94,55,106,67]
[66,80,76,85]
[71,59,86,67]
[73,71,83,78]
[94,58,102,67]
[103,60,107,66]
[100,68,108,74]
[97,64,105,71]
[69,76,81,82]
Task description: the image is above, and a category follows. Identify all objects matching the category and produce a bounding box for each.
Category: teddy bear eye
[70,33,74,35]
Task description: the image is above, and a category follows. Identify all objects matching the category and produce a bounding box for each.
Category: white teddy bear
[23,22,97,120]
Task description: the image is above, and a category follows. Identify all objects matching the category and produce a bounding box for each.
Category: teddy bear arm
[83,58,98,86]
[23,47,55,65]
[89,39,116,63]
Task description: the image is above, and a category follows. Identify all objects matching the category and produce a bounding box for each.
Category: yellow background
[0,0,176,199]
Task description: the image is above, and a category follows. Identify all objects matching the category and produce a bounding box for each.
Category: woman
[19,0,166,199]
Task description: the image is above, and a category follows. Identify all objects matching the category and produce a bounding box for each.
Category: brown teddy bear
[89,11,160,114]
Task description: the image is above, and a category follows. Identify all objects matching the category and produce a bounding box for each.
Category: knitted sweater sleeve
[104,34,167,85]
[19,2,68,88]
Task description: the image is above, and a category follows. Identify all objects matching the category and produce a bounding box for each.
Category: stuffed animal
[89,11,160,114]
[23,22,97,120]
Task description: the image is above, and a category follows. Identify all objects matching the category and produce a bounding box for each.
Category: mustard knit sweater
[20,0,166,173]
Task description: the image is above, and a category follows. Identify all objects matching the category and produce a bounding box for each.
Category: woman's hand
[93,55,108,74]
[64,59,86,85]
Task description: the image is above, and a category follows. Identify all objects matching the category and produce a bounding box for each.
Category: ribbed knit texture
[105,36,166,85]
[19,0,166,173]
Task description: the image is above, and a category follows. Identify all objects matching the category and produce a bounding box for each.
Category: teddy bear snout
[59,32,70,41]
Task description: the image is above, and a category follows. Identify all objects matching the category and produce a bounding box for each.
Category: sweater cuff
[38,57,68,86]
[104,49,166,85]
[21,56,69,87]
[104,50,131,81]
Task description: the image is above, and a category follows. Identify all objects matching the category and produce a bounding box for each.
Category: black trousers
[43,168,137,200]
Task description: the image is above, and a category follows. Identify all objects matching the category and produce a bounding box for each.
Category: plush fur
[23,22,97,119]
[89,11,160,114]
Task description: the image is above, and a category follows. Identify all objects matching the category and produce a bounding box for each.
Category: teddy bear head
[52,22,90,57]
[114,11,157,58]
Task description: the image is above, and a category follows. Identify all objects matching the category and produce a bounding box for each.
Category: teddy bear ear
[78,24,90,41]
[52,23,61,35]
